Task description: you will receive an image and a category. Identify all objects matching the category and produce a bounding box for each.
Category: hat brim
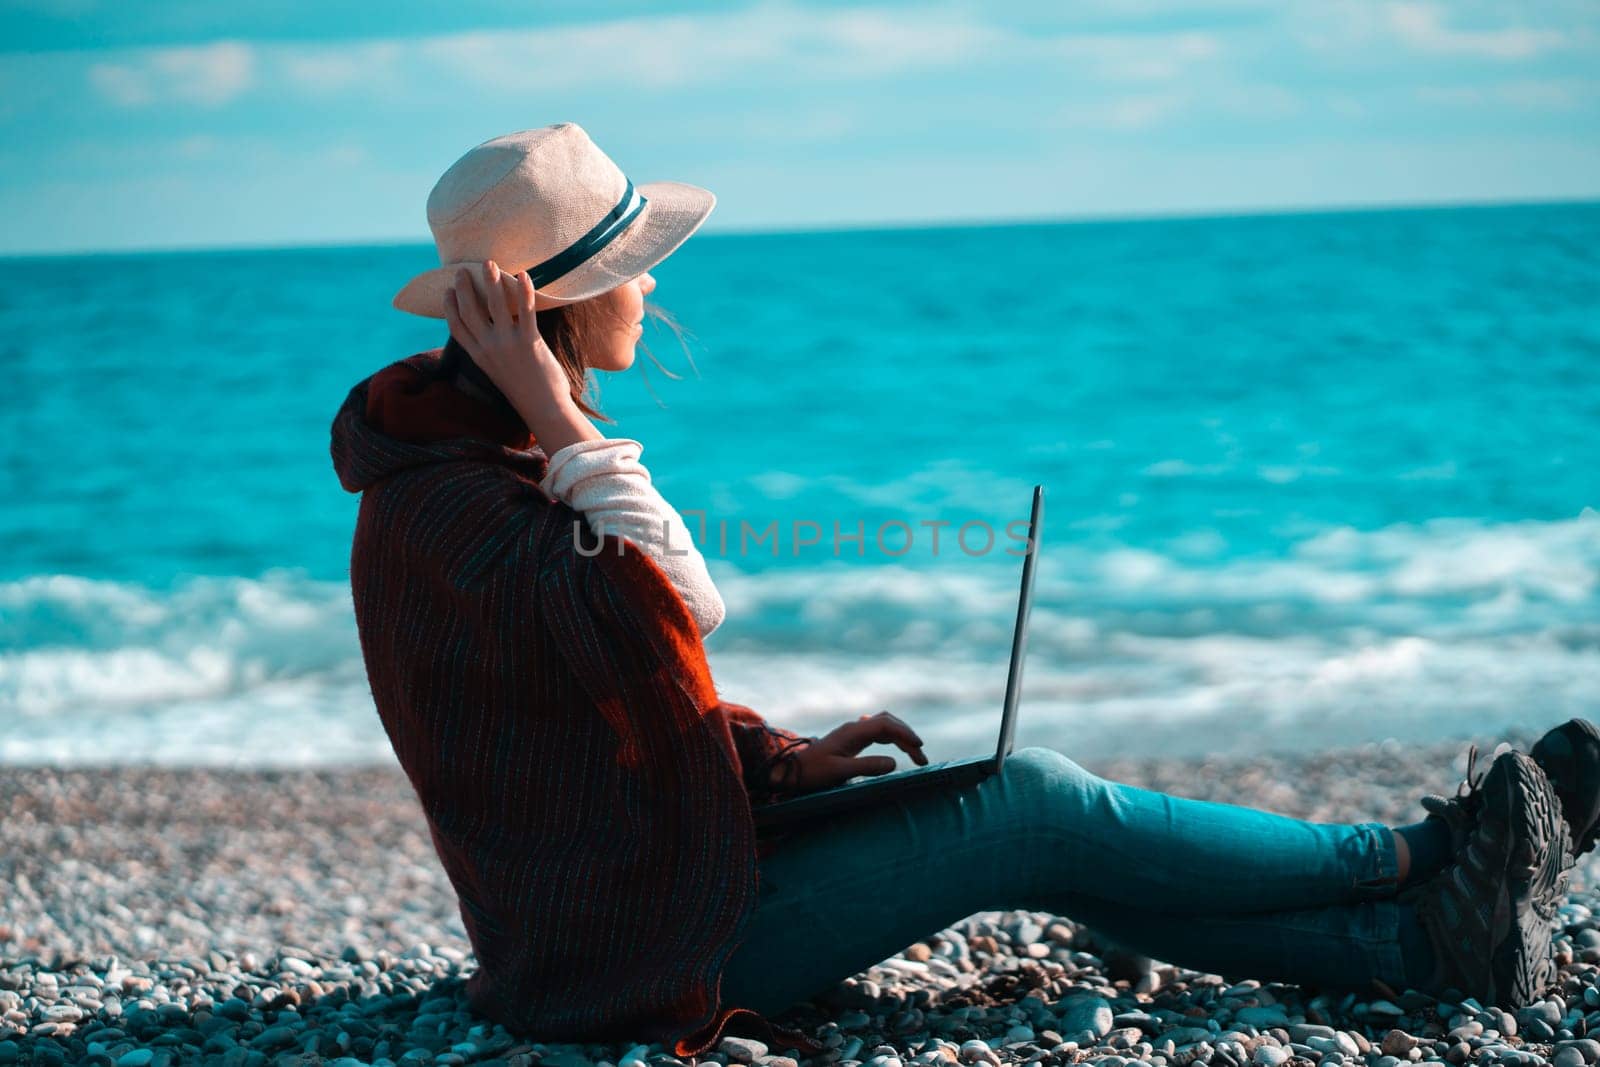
[392,180,716,319]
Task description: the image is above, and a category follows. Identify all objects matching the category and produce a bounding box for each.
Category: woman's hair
[434,293,695,429]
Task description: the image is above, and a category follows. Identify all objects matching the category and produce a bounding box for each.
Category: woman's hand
[444,259,570,421]
[780,711,929,794]
[443,258,601,453]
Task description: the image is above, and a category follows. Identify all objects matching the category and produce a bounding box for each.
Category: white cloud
[87,39,255,108]
[1104,93,1185,129]
[1048,81,1300,133]
[1213,83,1302,119]
[406,3,1014,91]
[275,4,1225,104]
[176,134,219,158]
[673,106,861,144]
[44,0,1600,176]
[1328,95,1367,119]
[71,2,1226,111]
[1386,3,1570,59]
[0,131,375,182]
[1045,31,1221,83]
[1417,78,1593,109]
[1054,92,1186,130]
[86,62,153,106]
[805,6,1010,73]
[322,144,370,167]
[278,42,405,93]
[1289,1,1594,61]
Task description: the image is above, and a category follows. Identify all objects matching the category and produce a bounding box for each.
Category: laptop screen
[994,484,1044,774]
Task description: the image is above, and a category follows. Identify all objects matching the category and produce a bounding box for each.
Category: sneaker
[1401,749,1572,1007]
[1531,718,1600,857]
[1425,722,1600,860]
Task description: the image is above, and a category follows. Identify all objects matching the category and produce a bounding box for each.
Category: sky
[2,0,1598,256]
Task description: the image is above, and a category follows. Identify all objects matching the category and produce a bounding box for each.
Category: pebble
[1234,1007,1289,1029]
[1383,1030,1420,1057]
[1526,1003,1568,1030]
[1164,1028,1213,1046]
[1568,1040,1600,1064]
[960,1040,1001,1065]
[1059,995,1114,1041]
[4,736,1598,1067]
[722,1038,769,1064]
[1288,1024,1336,1043]
[1305,1036,1343,1059]
[543,1054,593,1067]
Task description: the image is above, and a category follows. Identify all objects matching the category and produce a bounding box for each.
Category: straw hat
[392,122,715,318]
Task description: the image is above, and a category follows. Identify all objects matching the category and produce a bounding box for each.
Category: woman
[330,123,1597,1057]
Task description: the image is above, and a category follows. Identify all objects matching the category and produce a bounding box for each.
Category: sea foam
[1,514,1594,765]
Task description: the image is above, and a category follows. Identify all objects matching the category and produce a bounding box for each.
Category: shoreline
[4,729,1598,1066]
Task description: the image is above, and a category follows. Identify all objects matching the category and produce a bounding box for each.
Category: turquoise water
[2,202,1597,765]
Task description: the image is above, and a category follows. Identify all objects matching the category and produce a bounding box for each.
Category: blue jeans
[720,746,1411,1016]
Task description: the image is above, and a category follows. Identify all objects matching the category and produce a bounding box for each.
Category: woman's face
[585,272,656,372]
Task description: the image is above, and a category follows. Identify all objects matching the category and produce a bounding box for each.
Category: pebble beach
[5,727,1600,1067]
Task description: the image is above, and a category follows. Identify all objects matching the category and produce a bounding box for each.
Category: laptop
[752,483,1044,836]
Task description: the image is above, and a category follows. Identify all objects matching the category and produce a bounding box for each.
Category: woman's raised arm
[540,437,726,637]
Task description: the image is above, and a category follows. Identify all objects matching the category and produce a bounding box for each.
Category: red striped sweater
[330,349,822,1057]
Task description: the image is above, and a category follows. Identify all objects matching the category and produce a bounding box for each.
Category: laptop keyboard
[844,758,956,786]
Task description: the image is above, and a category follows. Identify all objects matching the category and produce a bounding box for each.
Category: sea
[1,201,1596,768]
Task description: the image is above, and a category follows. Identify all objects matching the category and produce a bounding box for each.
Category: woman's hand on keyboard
[787,711,928,793]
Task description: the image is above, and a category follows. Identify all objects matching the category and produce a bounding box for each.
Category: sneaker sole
[1532,717,1600,857]
[1486,751,1570,1007]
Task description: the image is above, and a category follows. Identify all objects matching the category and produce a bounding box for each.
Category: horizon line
[3,192,1597,261]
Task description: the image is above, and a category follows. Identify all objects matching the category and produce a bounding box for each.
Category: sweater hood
[331,349,548,493]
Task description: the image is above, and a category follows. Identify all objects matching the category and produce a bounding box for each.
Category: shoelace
[1456,743,1488,798]
[1418,743,1490,852]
